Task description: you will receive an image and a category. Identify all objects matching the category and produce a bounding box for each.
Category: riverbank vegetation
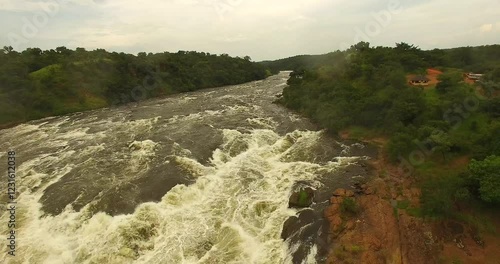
[275,43,500,222]
[0,46,269,127]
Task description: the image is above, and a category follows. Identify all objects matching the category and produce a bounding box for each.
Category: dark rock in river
[288,187,315,208]
[281,209,329,264]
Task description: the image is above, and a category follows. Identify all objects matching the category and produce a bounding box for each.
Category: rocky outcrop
[288,187,315,208]
[324,188,356,235]
[325,184,438,264]
[324,135,500,264]
[332,188,355,197]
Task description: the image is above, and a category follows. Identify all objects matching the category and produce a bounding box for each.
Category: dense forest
[276,42,500,218]
[260,54,337,74]
[0,46,269,127]
[263,44,500,74]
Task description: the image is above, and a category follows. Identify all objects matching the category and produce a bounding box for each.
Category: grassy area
[333,244,364,263]
[414,159,468,177]
[406,207,424,218]
[396,200,411,210]
[422,88,440,106]
[345,126,383,140]
[348,245,364,254]
[450,112,490,149]
[396,199,424,217]
[30,64,63,79]
[455,206,497,235]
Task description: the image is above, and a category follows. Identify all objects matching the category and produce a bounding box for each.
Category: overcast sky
[1,0,499,61]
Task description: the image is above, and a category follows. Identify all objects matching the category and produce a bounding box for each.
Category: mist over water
[0,72,370,264]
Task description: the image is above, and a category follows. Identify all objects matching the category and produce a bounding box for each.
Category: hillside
[0,47,270,128]
[260,53,345,73]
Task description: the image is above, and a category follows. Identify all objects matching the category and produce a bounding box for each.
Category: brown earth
[464,78,476,85]
[325,132,500,264]
[426,68,444,86]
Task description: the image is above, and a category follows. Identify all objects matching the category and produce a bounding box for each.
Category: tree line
[0,46,270,127]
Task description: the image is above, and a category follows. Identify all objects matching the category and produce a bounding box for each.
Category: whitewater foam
[0,129,359,264]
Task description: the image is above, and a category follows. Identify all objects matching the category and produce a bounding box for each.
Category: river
[0,72,373,264]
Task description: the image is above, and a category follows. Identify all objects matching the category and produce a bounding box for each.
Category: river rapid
[0,72,374,264]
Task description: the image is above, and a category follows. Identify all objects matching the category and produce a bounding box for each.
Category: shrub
[341,198,359,215]
[468,156,500,203]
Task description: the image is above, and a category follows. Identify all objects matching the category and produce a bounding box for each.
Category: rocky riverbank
[321,134,500,264]
[323,140,439,264]
[280,138,378,264]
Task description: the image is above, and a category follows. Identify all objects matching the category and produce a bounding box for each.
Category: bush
[468,156,500,203]
[349,245,363,254]
[420,173,465,217]
[298,190,309,206]
[397,200,411,210]
[341,198,359,215]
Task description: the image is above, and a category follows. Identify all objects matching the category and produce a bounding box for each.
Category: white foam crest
[19,169,49,193]
[278,131,329,163]
[339,142,353,155]
[219,95,237,100]
[0,124,50,150]
[173,156,215,177]
[171,142,193,157]
[118,117,161,133]
[165,111,219,124]
[17,151,76,195]
[223,105,259,113]
[165,105,256,125]
[78,144,106,157]
[182,96,198,101]
[41,116,71,128]
[6,123,40,136]
[246,117,278,130]
[128,140,158,171]
[303,245,318,264]
[55,127,90,140]
[288,114,304,123]
[211,129,282,166]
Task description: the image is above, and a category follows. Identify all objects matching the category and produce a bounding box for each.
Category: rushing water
[0,72,372,264]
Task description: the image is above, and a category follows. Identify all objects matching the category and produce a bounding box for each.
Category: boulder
[281,216,299,240]
[333,188,347,197]
[364,187,375,195]
[288,187,315,208]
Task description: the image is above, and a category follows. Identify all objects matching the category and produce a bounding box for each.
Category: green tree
[449,46,474,68]
[430,131,452,161]
[436,72,462,94]
[468,156,500,203]
[387,132,415,162]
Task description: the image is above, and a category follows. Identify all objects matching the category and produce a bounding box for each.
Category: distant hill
[260,44,500,73]
[260,53,342,73]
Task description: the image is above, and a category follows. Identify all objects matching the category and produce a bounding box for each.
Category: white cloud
[480,23,493,33]
[0,0,43,12]
[0,0,99,12]
[1,0,499,60]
